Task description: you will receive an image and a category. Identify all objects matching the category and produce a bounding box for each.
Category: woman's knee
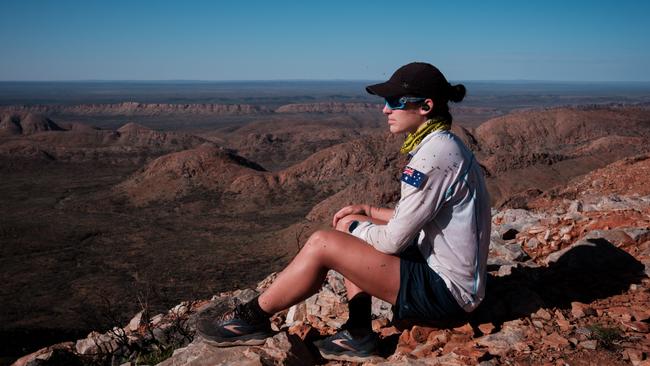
[302,229,344,258]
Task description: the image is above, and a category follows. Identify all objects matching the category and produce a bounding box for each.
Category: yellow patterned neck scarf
[400,118,451,154]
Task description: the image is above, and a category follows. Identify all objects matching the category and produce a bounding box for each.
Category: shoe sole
[198,332,273,347]
[318,349,384,363]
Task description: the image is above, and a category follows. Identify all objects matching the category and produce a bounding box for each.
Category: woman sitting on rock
[197,62,492,362]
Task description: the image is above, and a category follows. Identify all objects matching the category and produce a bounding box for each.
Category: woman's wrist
[365,204,373,218]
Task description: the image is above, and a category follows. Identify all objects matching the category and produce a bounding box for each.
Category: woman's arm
[332,204,394,228]
[367,206,394,222]
[352,137,468,254]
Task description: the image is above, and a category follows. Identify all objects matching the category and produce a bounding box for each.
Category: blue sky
[0,0,648,81]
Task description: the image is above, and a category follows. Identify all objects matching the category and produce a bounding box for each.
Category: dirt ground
[0,157,309,359]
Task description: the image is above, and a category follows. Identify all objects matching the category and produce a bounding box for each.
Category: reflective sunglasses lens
[384,98,404,109]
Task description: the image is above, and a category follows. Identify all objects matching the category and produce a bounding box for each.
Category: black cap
[366,62,450,99]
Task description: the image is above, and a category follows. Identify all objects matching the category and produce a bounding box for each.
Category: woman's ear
[419,99,434,115]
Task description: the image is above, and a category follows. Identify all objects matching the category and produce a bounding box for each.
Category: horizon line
[1,79,650,84]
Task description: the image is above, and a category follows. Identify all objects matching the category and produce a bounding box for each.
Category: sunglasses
[384,96,427,110]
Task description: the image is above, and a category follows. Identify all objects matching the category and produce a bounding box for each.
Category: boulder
[11,342,78,366]
[157,332,312,366]
[582,229,633,246]
[493,209,543,232]
[476,320,528,356]
[127,310,143,332]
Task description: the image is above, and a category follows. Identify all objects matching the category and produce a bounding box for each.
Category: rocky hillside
[0,115,207,163]
[117,144,265,206]
[14,153,650,366]
[0,113,64,135]
[474,105,650,205]
[115,104,650,212]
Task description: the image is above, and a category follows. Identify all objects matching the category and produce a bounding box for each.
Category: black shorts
[393,245,465,321]
[347,221,464,321]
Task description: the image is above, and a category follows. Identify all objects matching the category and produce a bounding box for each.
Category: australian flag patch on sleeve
[401,166,427,189]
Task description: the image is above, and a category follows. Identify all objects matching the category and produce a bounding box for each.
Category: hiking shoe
[314,329,382,362]
[196,303,273,347]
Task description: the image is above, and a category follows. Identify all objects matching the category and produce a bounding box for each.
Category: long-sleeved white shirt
[351,130,491,312]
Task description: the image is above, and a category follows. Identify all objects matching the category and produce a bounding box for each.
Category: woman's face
[383,99,432,134]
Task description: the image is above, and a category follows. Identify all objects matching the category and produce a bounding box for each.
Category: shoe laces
[214,303,245,322]
[232,303,264,324]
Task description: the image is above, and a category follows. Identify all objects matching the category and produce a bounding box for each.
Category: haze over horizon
[1,0,649,82]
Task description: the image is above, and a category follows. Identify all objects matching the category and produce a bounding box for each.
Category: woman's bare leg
[334,214,388,300]
[257,227,399,314]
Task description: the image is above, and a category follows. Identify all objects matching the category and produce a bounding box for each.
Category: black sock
[345,293,372,337]
[239,296,271,324]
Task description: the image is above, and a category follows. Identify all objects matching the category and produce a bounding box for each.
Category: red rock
[442,333,474,354]
[621,320,650,333]
[11,342,75,366]
[631,307,650,322]
[608,306,634,322]
[555,359,568,366]
[570,302,595,318]
[478,322,496,335]
[453,346,489,361]
[625,348,644,364]
[543,332,569,349]
[427,329,450,344]
[260,332,316,365]
[410,342,435,358]
[395,329,416,354]
[554,311,572,332]
[287,322,315,340]
[579,340,598,350]
[453,323,474,335]
[410,325,439,343]
[372,318,389,331]
[378,325,402,338]
[533,308,552,320]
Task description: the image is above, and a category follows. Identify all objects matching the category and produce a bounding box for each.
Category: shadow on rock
[470,238,647,328]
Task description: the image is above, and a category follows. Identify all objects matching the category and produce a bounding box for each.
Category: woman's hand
[332,204,370,228]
